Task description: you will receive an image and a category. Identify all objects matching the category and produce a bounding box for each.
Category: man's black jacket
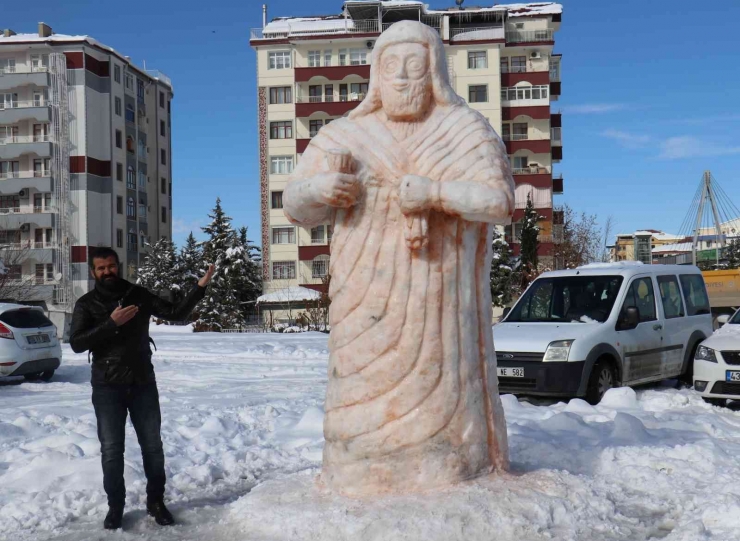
[69,279,206,385]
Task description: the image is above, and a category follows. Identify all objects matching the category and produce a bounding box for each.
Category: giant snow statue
[283,20,514,496]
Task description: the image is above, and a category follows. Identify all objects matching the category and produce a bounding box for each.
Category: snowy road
[2,325,740,540]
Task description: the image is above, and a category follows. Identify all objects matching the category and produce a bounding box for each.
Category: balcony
[553,174,564,194]
[504,135,551,154]
[505,29,554,44]
[0,171,52,193]
[251,19,380,40]
[0,68,50,91]
[295,94,365,117]
[0,101,50,123]
[500,70,549,87]
[551,127,562,145]
[295,64,370,82]
[0,135,53,160]
[450,25,504,43]
[0,209,54,229]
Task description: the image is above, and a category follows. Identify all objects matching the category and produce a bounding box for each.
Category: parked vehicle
[0,304,62,381]
[693,307,740,405]
[494,263,713,404]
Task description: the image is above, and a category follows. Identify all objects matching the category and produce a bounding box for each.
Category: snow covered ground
[2,325,740,540]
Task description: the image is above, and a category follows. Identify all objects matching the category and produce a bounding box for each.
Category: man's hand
[311,172,361,208]
[399,175,438,215]
[198,264,215,288]
[110,305,138,327]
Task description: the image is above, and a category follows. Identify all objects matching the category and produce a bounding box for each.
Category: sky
[4,0,740,247]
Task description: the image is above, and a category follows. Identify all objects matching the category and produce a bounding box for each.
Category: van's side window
[621,277,657,323]
[679,274,710,316]
[657,275,685,319]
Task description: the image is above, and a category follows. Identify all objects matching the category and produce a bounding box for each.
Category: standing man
[69,247,214,530]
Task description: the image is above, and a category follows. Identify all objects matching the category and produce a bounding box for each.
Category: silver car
[0,303,62,381]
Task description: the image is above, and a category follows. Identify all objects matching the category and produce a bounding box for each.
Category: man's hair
[89,247,120,269]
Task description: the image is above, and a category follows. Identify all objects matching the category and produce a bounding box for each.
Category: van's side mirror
[717,314,730,327]
[619,307,640,331]
[502,307,511,319]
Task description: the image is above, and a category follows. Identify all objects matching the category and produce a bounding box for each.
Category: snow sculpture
[283,21,513,495]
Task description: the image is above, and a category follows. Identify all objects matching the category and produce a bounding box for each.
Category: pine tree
[519,194,540,289]
[178,232,203,290]
[137,237,178,295]
[224,227,262,322]
[490,228,515,307]
[725,238,740,269]
[197,198,242,331]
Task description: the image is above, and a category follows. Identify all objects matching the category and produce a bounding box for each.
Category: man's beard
[96,274,121,291]
[381,77,432,121]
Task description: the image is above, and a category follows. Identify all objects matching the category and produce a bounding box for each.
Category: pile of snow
[4,326,740,540]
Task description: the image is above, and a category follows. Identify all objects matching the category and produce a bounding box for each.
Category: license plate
[498,367,525,378]
[726,371,740,382]
[27,334,50,345]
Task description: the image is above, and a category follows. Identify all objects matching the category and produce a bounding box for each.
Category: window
[658,276,685,319]
[311,225,325,244]
[6,265,21,280]
[116,229,123,248]
[679,274,710,316]
[126,137,135,154]
[339,49,347,66]
[124,73,134,90]
[268,51,291,70]
[350,82,368,98]
[125,103,135,123]
[269,121,293,139]
[324,84,334,103]
[127,196,136,218]
[269,87,292,104]
[127,166,136,189]
[139,197,147,219]
[30,54,49,72]
[115,97,122,116]
[138,139,147,158]
[324,50,332,66]
[137,79,145,101]
[512,156,529,170]
[32,90,47,106]
[161,206,167,223]
[271,191,283,209]
[128,230,138,252]
[513,122,528,140]
[500,57,509,73]
[468,51,487,69]
[308,85,322,103]
[115,130,122,149]
[161,177,167,194]
[501,123,510,140]
[501,85,549,101]
[620,277,657,323]
[270,156,293,174]
[116,196,123,214]
[35,264,45,284]
[312,255,329,278]
[349,49,368,65]
[272,261,296,280]
[339,84,348,102]
[327,225,333,243]
[511,56,527,73]
[272,227,295,244]
[160,120,166,137]
[160,149,167,165]
[116,162,123,181]
[32,159,49,177]
[114,65,121,83]
[159,91,165,108]
[309,120,323,137]
[138,170,146,189]
[308,50,321,67]
[468,85,488,103]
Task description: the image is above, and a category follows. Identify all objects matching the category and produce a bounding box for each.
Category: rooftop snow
[257,287,321,304]
[505,2,562,18]
[264,17,357,34]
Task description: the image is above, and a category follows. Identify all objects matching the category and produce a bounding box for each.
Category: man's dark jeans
[92,380,165,508]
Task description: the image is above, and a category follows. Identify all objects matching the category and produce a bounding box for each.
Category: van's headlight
[695,345,717,363]
[543,340,574,362]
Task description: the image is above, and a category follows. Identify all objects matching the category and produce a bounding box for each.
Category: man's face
[379,43,431,121]
[91,256,119,286]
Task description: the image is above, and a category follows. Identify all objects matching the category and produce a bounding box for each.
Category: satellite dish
[455,0,464,6]
[54,272,62,281]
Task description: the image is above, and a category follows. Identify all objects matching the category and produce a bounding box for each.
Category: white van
[494,262,713,404]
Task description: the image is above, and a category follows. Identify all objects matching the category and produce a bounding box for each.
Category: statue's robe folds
[284,104,511,495]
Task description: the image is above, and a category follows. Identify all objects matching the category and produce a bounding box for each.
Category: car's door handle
[653,323,663,331]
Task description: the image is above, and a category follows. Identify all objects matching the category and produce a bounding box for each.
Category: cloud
[658,136,740,159]
[564,103,626,114]
[601,129,652,149]
[676,113,740,126]
[172,218,203,235]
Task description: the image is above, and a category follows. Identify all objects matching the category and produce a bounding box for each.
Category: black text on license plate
[27,334,50,344]
[498,367,525,378]
[726,371,740,382]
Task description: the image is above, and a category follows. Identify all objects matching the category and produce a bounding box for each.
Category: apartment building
[0,24,173,331]
[250,1,563,293]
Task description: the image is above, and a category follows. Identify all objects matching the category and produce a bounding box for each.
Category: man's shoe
[103,506,124,530]
[146,499,175,526]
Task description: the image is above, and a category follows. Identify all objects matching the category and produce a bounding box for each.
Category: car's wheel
[703,397,726,407]
[586,358,616,405]
[23,372,42,381]
[23,370,54,382]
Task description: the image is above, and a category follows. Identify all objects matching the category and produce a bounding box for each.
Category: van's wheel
[679,342,699,386]
[703,397,726,408]
[586,359,616,405]
[23,370,54,382]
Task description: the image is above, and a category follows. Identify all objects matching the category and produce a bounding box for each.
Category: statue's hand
[399,175,437,215]
[311,172,361,208]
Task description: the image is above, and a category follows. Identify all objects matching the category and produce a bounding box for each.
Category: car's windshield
[506,275,624,323]
[730,310,740,324]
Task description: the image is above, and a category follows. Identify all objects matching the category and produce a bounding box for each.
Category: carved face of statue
[378,43,432,121]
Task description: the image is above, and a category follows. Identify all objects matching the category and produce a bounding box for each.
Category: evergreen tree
[224,227,263,322]
[136,237,178,295]
[490,228,515,307]
[725,238,740,269]
[197,198,242,331]
[178,232,203,290]
[519,194,540,289]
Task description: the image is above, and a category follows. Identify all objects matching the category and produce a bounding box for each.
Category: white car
[694,308,740,406]
[0,303,62,381]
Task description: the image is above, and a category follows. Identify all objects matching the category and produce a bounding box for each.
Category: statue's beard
[381,78,432,121]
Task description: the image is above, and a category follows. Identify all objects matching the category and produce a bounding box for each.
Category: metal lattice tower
[49,53,71,311]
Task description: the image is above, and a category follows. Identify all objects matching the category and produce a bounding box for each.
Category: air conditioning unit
[366,40,374,49]
[530,51,541,59]
[20,223,30,232]
[18,189,26,197]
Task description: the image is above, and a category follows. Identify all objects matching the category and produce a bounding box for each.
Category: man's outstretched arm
[149,265,214,322]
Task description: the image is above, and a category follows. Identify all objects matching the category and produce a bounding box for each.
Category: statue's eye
[407,59,422,71]
[383,59,399,74]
